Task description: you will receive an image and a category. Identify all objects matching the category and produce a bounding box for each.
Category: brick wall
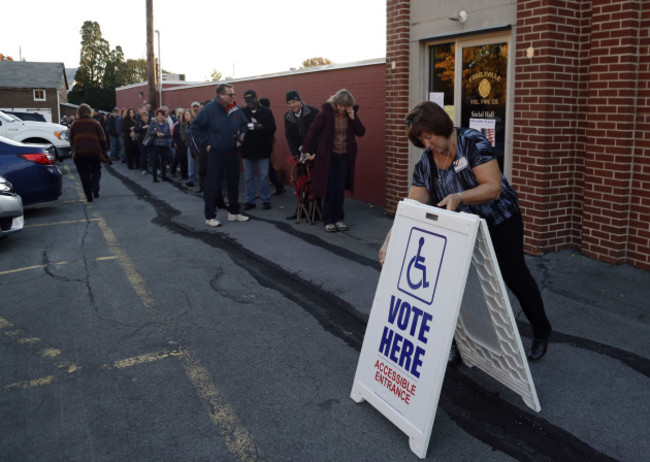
[117,63,387,205]
[0,88,60,120]
[515,0,650,269]
[514,0,591,255]
[384,0,411,215]
[626,0,650,269]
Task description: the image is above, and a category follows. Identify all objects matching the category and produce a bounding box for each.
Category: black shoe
[242,202,256,211]
[93,191,99,198]
[153,178,160,183]
[272,188,286,196]
[186,182,194,187]
[262,202,271,210]
[448,342,462,367]
[527,338,549,361]
[286,213,297,220]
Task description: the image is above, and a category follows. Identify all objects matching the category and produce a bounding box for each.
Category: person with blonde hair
[303,89,366,232]
[69,103,109,202]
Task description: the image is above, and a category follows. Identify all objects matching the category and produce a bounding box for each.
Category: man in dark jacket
[191,83,250,227]
[284,90,319,219]
[284,90,319,160]
[106,107,122,161]
[240,89,277,210]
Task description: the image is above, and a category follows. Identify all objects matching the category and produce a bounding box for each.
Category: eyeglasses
[221,93,236,97]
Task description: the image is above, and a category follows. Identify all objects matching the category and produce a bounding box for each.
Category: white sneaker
[228,213,250,222]
[205,218,221,227]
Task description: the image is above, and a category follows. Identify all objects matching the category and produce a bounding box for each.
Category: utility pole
[146,0,157,108]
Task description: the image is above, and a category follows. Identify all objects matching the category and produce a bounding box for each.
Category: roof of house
[0,61,68,90]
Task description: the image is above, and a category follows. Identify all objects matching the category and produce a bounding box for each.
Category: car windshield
[0,111,16,123]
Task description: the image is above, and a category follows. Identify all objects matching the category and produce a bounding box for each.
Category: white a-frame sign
[350,199,540,459]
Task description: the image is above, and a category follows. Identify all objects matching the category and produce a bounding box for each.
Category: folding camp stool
[287,157,322,224]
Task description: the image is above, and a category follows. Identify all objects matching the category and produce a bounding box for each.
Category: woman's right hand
[379,243,388,266]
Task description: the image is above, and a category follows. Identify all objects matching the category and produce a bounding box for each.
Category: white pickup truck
[0,110,71,160]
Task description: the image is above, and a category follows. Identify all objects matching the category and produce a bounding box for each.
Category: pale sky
[2,0,386,82]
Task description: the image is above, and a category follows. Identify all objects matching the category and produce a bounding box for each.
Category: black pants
[152,146,169,180]
[489,213,552,340]
[204,151,241,219]
[171,142,188,179]
[269,164,284,191]
[198,149,208,191]
[124,137,140,169]
[74,157,101,201]
[323,152,349,225]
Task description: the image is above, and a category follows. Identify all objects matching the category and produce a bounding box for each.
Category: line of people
[191,84,365,232]
[67,85,367,234]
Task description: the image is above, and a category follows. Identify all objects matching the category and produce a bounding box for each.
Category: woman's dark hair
[405,101,454,148]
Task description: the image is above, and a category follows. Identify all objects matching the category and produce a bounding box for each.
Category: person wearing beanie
[302,89,365,232]
[240,89,277,211]
[284,90,320,219]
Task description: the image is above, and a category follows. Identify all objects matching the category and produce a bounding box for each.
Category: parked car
[0,110,71,161]
[0,136,62,205]
[3,110,48,123]
[0,175,24,238]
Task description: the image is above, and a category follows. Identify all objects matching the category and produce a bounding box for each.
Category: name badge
[453,156,468,172]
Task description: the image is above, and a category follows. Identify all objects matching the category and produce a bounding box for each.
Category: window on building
[33,89,46,101]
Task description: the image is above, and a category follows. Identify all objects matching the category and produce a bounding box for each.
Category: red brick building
[386,0,649,270]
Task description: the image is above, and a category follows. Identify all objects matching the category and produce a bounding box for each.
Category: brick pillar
[514,0,592,255]
[384,0,411,215]
[581,0,642,264]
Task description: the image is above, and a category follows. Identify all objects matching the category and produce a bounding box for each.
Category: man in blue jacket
[191,83,250,227]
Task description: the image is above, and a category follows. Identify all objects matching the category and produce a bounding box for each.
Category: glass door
[428,34,511,173]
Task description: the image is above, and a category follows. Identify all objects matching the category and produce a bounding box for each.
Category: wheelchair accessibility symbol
[397,228,447,305]
[407,237,430,290]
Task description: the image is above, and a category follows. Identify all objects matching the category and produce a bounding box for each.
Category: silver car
[0,175,24,238]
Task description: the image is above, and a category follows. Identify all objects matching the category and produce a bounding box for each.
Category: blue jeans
[323,152,349,225]
[187,147,196,183]
[109,136,121,160]
[242,158,270,204]
[204,151,241,219]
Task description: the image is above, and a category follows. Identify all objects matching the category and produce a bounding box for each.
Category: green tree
[78,21,110,86]
[69,21,112,109]
[301,57,333,68]
[69,21,153,111]
[122,58,149,84]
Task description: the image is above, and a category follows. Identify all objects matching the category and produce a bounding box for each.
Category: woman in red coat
[303,89,365,232]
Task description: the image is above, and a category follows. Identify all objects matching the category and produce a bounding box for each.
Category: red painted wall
[117,63,386,206]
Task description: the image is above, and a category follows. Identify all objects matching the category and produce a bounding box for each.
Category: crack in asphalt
[108,165,635,461]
